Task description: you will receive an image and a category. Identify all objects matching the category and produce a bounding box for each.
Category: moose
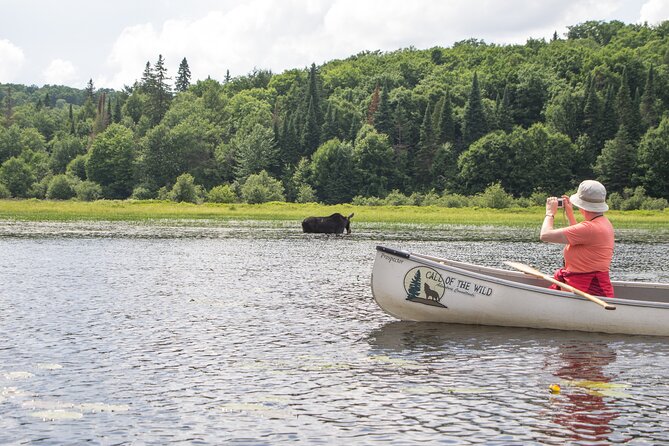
[302,213,355,234]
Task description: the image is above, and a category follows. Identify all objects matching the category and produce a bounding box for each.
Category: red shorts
[550,267,615,297]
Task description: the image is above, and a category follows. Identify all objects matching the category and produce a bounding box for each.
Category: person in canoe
[540,180,615,297]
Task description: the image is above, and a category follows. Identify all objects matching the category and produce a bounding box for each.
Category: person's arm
[540,197,569,244]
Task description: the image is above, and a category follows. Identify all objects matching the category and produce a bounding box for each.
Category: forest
[1,20,669,209]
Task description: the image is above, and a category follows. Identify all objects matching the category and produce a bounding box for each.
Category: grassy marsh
[1,199,668,230]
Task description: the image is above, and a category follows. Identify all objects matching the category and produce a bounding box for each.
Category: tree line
[1,19,669,205]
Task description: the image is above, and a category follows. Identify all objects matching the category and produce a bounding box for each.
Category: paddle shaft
[505,261,616,310]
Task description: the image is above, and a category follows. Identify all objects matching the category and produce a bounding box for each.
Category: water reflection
[548,343,619,443]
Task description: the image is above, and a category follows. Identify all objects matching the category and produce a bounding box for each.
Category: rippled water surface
[1,220,668,445]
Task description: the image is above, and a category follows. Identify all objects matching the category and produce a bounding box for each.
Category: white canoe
[371,246,669,336]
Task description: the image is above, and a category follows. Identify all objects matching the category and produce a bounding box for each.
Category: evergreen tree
[301,96,320,156]
[415,101,436,188]
[224,69,231,83]
[305,63,322,125]
[43,93,50,108]
[113,98,122,123]
[582,75,602,148]
[600,85,618,143]
[374,85,393,136]
[496,86,513,133]
[638,117,669,198]
[407,270,421,300]
[3,86,13,127]
[176,57,192,92]
[640,64,660,130]
[321,102,339,142]
[615,68,639,141]
[151,54,172,124]
[140,62,155,94]
[462,72,488,147]
[594,125,637,193]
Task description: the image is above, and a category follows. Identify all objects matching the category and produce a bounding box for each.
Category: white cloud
[43,59,79,85]
[640,0,669,24]
[0,39,26,82]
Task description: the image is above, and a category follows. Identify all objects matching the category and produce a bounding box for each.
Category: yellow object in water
[549,384,561,394]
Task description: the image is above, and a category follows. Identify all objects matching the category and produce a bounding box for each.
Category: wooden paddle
[504,261,616,311]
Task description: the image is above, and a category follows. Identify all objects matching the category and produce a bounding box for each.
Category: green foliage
[66,154,88,180]
[207,184,237,203]
[86,124,135,198]
[240,170,285,204]
[473,183,514,209]
[295,184,317,203]
[0,157,35,197]
[608,186,667,211]
[310,138,355,204]
[131,185,155,200]
[75,181,102,201]
[638,117,669,198]
[170,173,201,203]
[0,182,10,198]
[46,174,76,200]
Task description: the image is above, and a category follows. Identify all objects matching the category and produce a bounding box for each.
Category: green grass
[0,199,668,229]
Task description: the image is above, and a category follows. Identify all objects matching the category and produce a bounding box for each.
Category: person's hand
[562,195,573,212]
[546,197,558,216]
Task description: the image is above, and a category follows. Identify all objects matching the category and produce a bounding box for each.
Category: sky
[1,0,668,90]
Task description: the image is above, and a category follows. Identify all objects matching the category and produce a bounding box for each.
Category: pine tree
[594,125,637,193]
[175,57,191,92]
[462,72,488,147]
[113,98,122,123]
[44,93,51,108]
[640,64,660,130]
[415,101,436,187]
[436,92,455,144]
[224,69,231,83]
[151,54,172,124]
[583,75,602,148]
[615,68,639,141]
[140,62,155,94]
[305,63,322,125]
[598,85,617,145]
[496,86,513,133]
[407,270,421,300]
[374,85,393,136]
[321,102,339,142]
[301,96,320,156]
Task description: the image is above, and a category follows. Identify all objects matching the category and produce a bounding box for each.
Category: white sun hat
[569,180,609,212]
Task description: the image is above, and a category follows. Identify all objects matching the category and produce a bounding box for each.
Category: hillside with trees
[1,20,669,207]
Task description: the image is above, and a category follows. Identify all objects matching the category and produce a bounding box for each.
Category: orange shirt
[562,216,614,273]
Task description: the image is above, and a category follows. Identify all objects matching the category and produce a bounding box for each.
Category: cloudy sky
[1,0,668,89]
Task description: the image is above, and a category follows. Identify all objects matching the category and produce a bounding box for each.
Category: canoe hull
[371,246,669,337]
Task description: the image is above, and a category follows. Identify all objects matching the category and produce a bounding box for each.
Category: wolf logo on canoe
[404,267,447,308]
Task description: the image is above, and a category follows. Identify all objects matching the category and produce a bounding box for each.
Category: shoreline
[1,199,668,230]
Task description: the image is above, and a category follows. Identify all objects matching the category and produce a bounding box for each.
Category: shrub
[170,173,200,203]
[383,189,413,206]
[420,191,442,206]
[75,181,102,201]
[207,184,237,203]
[240,170,285,204]
[0,183,10,198]
[295,184,317,203]
[131,185,155,200]
[351,195,383,206]
[0,157,35,197]
[46,174,76,200]
[608,192,623,210]
[157,186,170,200]
[28,176,52,199]
[475,183,513,209]
[641,197,668,210]
[439,193,470,208]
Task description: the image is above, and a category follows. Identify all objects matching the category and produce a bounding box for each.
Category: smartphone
[557,199,564,208]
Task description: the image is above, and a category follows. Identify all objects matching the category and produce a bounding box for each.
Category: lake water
[1,220,668,445]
